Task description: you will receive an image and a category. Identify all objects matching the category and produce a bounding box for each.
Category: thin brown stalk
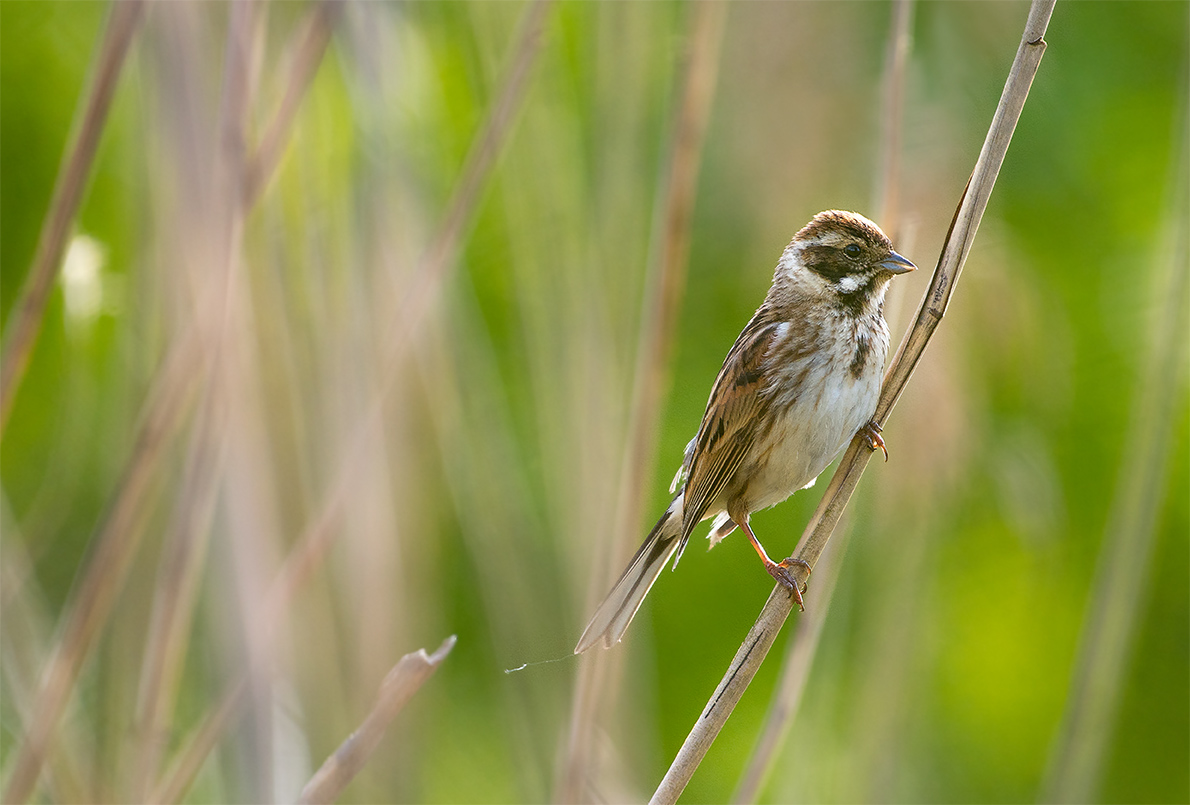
[1,3,271,800]
[872,0,915,236]
[129,0,265,776]
[0,0,144,432]
[145,473,350,804]
[731,530,849,805]
[149,677,248,805]
[244,0,341,205]
[650,3,1056,802]
[559,3,727,801]
[394,0,553,351]
[1039,99,1189,804]
[1,331,203,805]
[297,636,457,805]
[129,397,227,802]
[732,5,916,799]
[262,0,553,619]
[0,538,90,805]
[147,7,553,801]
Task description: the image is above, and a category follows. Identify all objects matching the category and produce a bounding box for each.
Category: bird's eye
[843,243,862,259]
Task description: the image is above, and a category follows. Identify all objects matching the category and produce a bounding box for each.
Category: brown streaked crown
[793,209,892,251]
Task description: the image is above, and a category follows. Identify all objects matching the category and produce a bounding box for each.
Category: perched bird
[575,210,915,653]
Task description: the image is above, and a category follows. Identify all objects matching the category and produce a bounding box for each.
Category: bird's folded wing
[679,314,778,546]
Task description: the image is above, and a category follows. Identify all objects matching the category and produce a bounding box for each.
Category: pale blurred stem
[129,2,267,796]
[731,530,849,805]
[558,3,727,801]
[732,4,915,800]
[1,537,90,804]
[394,0,552,347]
[1039,100,1189,805]
[0,0,144,432]
[0,2,285,801]
[873,0,915,233]
[0,335,202,805]
[258,0,551,619]
[129,403,226,802]
[297,637,457,805]
[244,0,340,205]
[650,2,1056,802]
[149,6,552,802]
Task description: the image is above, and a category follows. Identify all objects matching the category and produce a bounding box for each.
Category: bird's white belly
[745,359,880,512]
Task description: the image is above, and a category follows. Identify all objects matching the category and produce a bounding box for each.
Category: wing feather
[678,310,779,551]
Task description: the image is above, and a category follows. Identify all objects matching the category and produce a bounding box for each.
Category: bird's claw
[767,557,812,611]
[861,420,888,461]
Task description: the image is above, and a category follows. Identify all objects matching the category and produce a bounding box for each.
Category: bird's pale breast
[731,311,886,514]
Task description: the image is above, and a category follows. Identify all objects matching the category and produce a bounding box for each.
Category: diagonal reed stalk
[731,3,916,801]
[297,636,457,805]
[128,2,269,797]
[871,0,915,243]
[0,534,89,804]
[558,3,727,800]
[147,6,553,801]
[1,325,202,805]
[243,0,341,206]
[0,0,144,433]
[649,2,1057,801]
[730,528,849,805]
[1039,92,1189,804]
[0,4,333,802]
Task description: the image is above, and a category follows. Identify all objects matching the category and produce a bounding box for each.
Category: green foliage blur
[1,1,1186,803]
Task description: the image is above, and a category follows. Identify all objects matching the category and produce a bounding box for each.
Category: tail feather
[574,502,682,653]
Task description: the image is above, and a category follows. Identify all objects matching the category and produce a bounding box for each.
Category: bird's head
[772,210,915,313]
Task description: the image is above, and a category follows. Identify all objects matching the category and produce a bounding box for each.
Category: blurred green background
[1,1,1186,803]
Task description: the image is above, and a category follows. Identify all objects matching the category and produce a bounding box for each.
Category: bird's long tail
[574,496,684,653]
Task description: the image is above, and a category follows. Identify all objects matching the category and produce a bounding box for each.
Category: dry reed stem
[0,539,90,804]
[0,0,144,431]
[730,531,848,805]
[611,0,730,557]
[129,397,228,801]
[1,332,204,805]
[297,636,457,805]
[873,0,915,234]
[558,3,727,801]
[147,7,552,801]
[244,0,340,205]
[147,675,247,805]
[871,0,915,234]
[649,3,1056,802]
[1039,100,1189,804]
[129,2,269,794]
[262,0,552,621]
[731,5,916,799]
[1,3,323,800]
[393,0,552,351]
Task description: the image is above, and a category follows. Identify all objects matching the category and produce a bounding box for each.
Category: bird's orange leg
[736,517,811,611]
[861,420,888,461]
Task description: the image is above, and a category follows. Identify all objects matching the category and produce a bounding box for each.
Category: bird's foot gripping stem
[766,556,812,610]
[861,420,888,461]
[739,518,813,610]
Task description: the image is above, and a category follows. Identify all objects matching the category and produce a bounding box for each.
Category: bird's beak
[879,250,916,274]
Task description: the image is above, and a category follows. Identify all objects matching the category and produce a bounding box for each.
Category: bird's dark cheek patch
[803,245,852,282]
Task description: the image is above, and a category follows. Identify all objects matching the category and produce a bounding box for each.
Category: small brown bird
[576,210,915,653]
